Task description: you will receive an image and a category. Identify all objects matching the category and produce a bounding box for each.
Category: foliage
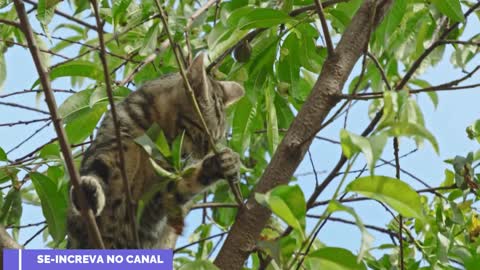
[0,0,480,268]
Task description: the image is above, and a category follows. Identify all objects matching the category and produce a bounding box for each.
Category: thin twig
[34,32,136,63]
[0,117,50,127]
[7,221,46,229]
[7,121,51,154]
[307,150,319,186]
[344,53,368,128]
[191,202,238,210]
[0,101,50,115]
[393,137,404,270]
[22,225,47,247]
[289,0,350,16]
[395,3,480,90]
[207,0,346,72]
[12,0,104,249]
[154,0,244,205]
[13,138,57,163]
[0,18,20,28]
[48,14,159,70]
[90,0,140,248]
[0,89,75,99]
[23,0,101,32]
[1,39,69,59]
[186,0,219,30]
[338,82,480,100]
[118,47,166,86]
[313,0,334,55]
[174,231,228,253]
[367,52,391,90]
[306,215,398,239]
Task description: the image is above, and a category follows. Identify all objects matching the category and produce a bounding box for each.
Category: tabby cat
[67,53,244,249]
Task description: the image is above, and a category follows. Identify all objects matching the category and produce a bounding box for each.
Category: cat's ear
[187,53,209,100]
[219,81,245,107]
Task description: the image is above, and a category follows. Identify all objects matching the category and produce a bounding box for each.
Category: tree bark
[0,225,22,268]
[214,0,393,269]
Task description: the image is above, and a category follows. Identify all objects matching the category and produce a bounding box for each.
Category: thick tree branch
[0,225,22,249]
[12,0,105,249]
[213,1,393,269]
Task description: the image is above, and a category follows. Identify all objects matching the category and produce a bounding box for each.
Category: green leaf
[178,260,219,270]
[145,124,172,159]
[149,158,178,180]
[89,85,131,107]
[0,189,22,227]
[410,79,438,108]
[134,133,167,162]
[65,102,107,144]
[208,23,248,61]
[255,185,306,234]
[225,6,255,27]
[212,183,238,228]
[265,80,279,155]
[384,0,406,37]
[171,132,185,171]
[112,0,132,29]
[231,98,258,156]
[0,168,18,185]
[340,129,383,172]
[387,122,439,154]
[52,23,86,37]
[237,8,292,30]
[346,175,425,220]
[327,201,373,261]
[37,0,60,27]
[0,147,6,161]
[304,247,367,270]
[58,89,93,120]
[30,172,68,243]
[432,0,464,22]
[139,22,159,56]
[32,61,104,88]
[0,52,5,91]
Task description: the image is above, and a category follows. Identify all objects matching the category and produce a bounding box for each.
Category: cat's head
[178,53,244,158]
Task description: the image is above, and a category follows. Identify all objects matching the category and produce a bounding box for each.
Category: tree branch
[153,0,244,205]
[1,39,69,59]
[90,0,140,248]
[0,18,20,28]
[313,0,334,55]
[213,1,393,269]
[12,0,105,249]
[0,225,22,249]
[23,0,101,33]
[395,3,480,90]
[206,0,347,72]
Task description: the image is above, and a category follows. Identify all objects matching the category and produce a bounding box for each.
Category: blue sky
[0,3,479,260]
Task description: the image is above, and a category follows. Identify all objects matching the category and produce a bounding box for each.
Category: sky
[0,1,479,262]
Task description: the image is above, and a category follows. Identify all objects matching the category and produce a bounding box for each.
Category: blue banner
[3,249,173,270]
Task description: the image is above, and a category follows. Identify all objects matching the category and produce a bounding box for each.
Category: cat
[66,53,244,249]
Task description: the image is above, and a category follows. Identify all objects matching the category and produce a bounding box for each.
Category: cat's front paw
[70,176,106,216]
[201,148,240,183]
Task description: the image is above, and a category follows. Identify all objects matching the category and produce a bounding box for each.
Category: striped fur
[67,54,244,249]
